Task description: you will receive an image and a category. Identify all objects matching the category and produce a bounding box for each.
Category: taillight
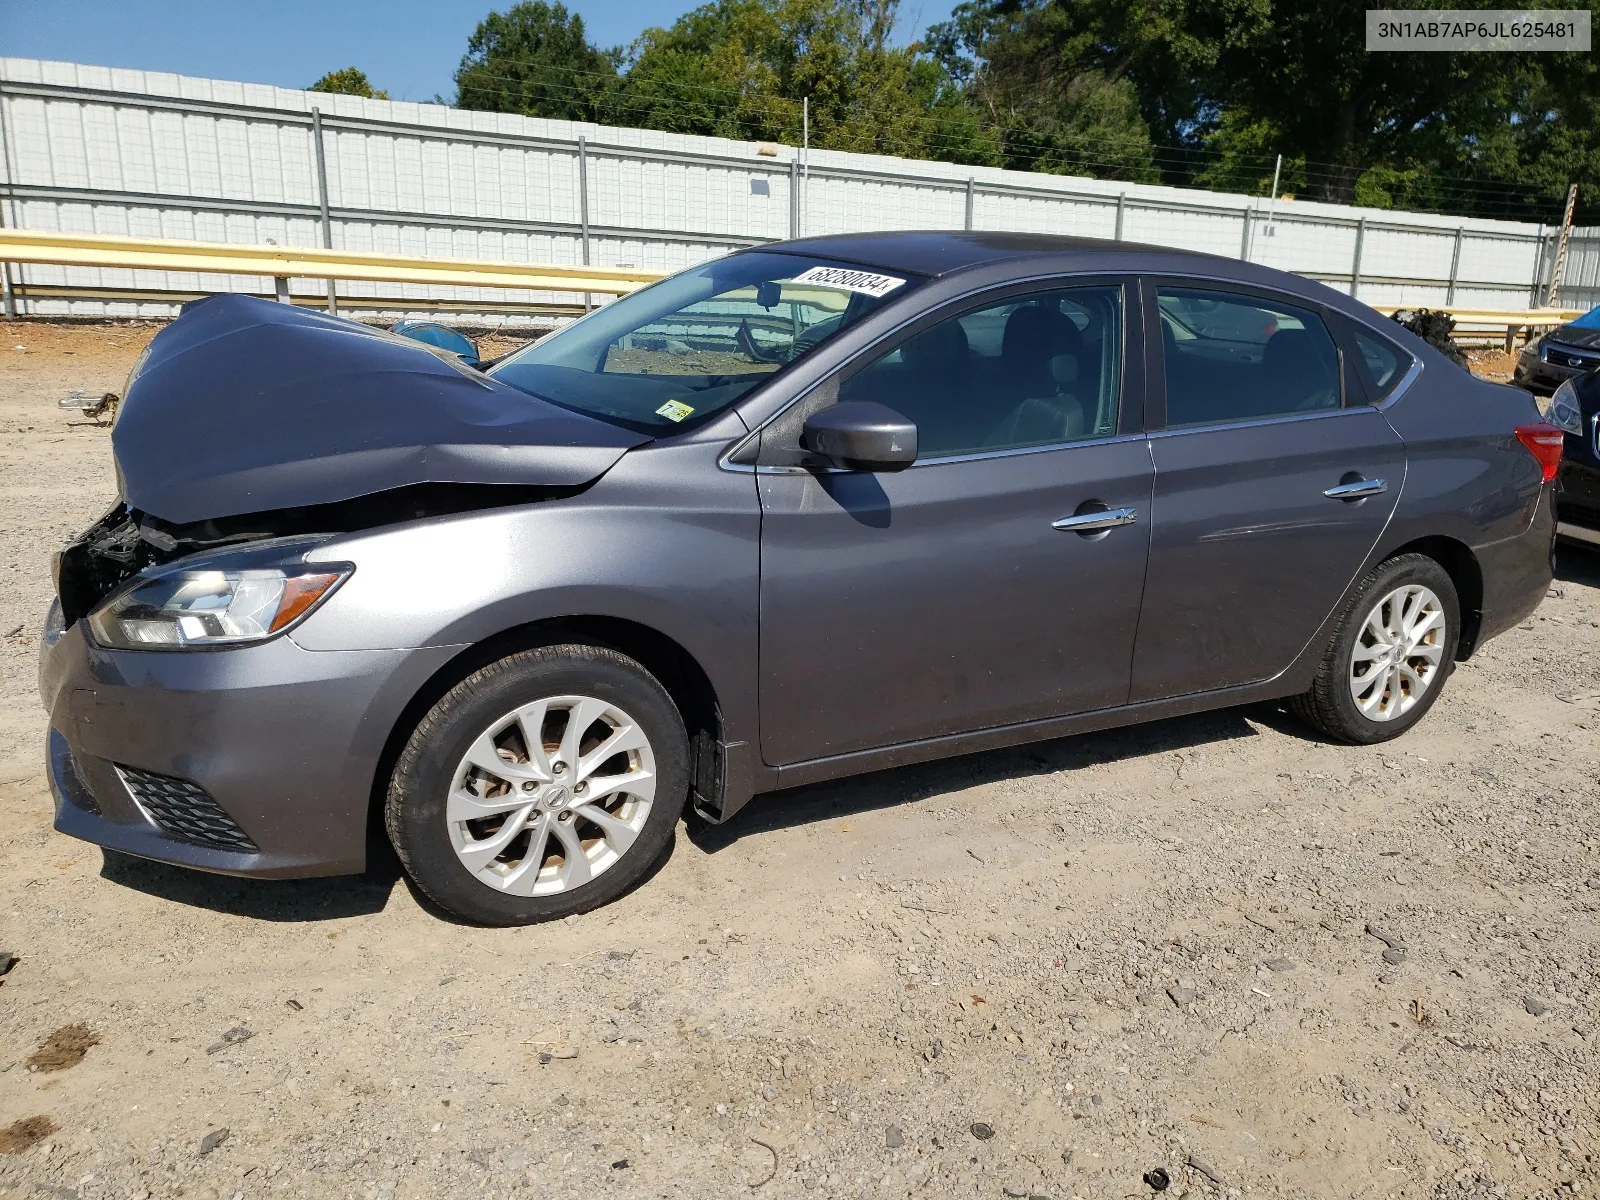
[1515,423,1565,482]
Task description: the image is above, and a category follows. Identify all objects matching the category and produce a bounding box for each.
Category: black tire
[1290,553,1461,745]
[385,643,689,925]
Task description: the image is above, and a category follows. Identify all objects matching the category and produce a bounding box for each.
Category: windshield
[488,251,923,433]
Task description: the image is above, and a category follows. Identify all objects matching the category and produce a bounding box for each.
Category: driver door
[755,281,1155,766]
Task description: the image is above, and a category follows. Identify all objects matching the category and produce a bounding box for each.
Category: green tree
[455,1,619,121]
[308,67,389,100]
[453,0,998,165]
[936,0,1597,216]
[618,0,998,163]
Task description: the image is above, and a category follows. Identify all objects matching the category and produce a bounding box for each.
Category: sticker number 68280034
[787,266,907,298]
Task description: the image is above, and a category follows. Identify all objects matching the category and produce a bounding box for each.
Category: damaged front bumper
[41,616,463,878]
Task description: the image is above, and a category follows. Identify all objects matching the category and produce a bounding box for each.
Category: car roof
[766,230,1222,278]
[761,230,1412,339]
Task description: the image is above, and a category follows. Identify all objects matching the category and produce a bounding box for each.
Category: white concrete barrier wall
[0,57,1557,322]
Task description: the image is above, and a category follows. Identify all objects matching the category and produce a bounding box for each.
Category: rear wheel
[386,644,688,925]
[1290,553,1460,744]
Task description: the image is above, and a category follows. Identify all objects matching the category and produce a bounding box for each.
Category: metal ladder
[1545,184,1580,307]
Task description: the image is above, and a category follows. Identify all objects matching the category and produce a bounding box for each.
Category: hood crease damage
[58,295,646,623]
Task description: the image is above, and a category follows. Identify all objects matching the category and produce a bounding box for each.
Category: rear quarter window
[1354,329,1410,402]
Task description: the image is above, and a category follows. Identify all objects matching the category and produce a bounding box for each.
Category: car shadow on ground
[98,841,404,923]
[1556,542,1600,589]
[688,701,1280,852]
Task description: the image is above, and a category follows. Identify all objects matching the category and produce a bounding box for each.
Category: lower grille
[116,765,259,853]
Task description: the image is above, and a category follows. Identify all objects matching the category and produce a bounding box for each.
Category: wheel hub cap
[1348,583,1446,723]
[444,694,657,896]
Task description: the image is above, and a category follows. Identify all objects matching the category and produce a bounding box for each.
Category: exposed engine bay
[55,481,578,625]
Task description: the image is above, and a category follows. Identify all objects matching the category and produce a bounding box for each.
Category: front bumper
[1556,450,1600,540]
[1514,356,1586,395]
[41,622,462,879]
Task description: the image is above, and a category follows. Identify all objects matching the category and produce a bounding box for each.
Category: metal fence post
[0,78,18,318]
[789,158,800,239]
[964,178,975,231]
[311,107,336,315]
[578,135,592,311]
[1446,226,1464,306]
[1239,208,1252,259]
[1530,223,1548,307]
[1115,193,1126,242]
[1351,218,1367,298]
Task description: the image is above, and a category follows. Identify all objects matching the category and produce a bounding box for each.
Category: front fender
[293,437,762,751]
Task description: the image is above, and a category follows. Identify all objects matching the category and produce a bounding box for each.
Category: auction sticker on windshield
[789,266,907,298]
[655,399,695,422]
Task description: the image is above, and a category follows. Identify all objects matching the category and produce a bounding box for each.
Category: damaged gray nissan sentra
[41,232,1560,925]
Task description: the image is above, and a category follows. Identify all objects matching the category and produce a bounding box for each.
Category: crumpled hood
[113,295,649,524]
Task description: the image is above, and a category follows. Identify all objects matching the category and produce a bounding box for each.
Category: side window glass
[1354,330,1405,399]
[837,285,1123,459]
[1157,288,1342,428]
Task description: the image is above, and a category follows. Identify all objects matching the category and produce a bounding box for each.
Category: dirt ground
[1,322,1597,1200]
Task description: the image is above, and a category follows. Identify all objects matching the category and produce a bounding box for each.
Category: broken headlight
[88,563,351,650]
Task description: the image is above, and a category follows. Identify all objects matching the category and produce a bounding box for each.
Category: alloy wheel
[1348,584,1446,722]
[446,694,656,895]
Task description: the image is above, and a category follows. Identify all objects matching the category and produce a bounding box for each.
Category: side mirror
[393,320,481,367]
[801,401,917,472]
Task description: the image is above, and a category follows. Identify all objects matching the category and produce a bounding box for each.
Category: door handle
[1323,477,1387,501]
[1052,506,1138,533]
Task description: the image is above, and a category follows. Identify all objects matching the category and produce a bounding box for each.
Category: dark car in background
[1537,371,1600,547]
[1515,306,1600,395]
[41,232,1561,925]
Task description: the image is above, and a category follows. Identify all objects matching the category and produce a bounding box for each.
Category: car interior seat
[1261,328,1339,412]
[989,304,1092,447]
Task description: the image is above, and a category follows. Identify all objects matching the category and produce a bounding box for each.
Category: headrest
[903,320,969,373]
[1049,354,1079,386]
[1002,303,1086,364]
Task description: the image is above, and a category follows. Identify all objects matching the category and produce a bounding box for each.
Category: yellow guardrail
[1367,303,1581,327]
[0,228,668,296]
[0,230,1587,334]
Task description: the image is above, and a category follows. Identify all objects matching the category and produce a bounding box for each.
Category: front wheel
[386,644,689,925]
[1290,553,1461,744]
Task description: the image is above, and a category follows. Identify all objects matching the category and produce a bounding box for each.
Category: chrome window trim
[1371,355,1423,411]
[719,270,1133,474]
[724,429,1149,475]
[1146,398,1382,441]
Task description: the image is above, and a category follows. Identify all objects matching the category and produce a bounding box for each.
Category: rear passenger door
[1130,281,1406,702]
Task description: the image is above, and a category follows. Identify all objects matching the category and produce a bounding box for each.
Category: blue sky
[0,0,960,103]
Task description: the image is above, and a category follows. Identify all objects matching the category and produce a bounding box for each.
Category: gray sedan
[41,232,1560,925]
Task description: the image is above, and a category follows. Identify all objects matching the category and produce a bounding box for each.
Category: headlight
[1539,378,1585,436]
[88,563,351,650]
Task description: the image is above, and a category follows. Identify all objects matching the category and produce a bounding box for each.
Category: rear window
[489,252,923,434]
